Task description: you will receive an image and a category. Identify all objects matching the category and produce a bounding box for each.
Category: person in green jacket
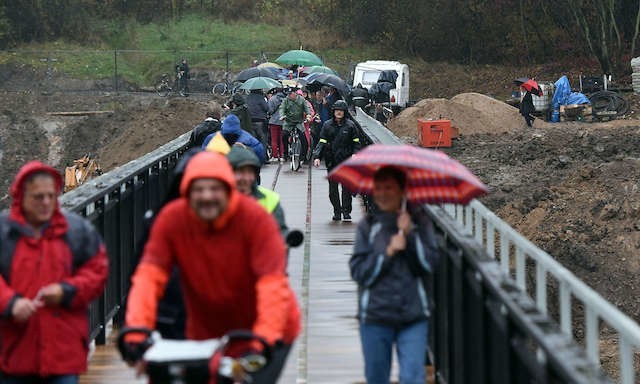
[278,88,311,160]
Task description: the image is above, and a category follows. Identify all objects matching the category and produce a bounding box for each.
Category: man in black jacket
[313,100,361,221]
[246,89,270,158]
[188,104,222,147]
[176,58,190,96]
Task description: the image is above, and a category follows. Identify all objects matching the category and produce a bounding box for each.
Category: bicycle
[212,79,243,96]
[118,327,271,384]
[156,73,173,97]
[288,126,303,172]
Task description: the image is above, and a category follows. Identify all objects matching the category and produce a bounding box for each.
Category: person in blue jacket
[202,114,265,164]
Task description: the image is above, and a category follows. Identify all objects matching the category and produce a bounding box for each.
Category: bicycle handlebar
[117,326,273,382]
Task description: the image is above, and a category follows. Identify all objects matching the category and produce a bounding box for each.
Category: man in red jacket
[125,151,300,383]
[0,161,109,384]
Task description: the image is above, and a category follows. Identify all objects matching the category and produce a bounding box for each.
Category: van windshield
[362,70,381,85]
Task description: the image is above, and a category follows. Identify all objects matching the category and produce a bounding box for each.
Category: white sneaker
[279,157,285,163]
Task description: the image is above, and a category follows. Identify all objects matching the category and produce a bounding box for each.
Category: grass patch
[0,14,390,86]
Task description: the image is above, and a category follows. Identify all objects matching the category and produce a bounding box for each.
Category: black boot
[332,211,341,221]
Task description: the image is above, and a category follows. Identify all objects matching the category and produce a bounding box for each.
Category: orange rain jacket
[125,151,300,345]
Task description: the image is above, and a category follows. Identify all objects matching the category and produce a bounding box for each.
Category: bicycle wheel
[156,83,171,97]
[266,144,273,163]
[290,137,302,171]
[212,83,227,96]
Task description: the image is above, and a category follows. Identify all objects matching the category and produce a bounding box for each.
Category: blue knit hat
[221,114,241,135]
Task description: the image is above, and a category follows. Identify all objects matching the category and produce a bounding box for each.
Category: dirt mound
[0,92,221,209]
[388,92,524,141]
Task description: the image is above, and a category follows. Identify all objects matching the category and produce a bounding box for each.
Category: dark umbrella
[234,67,279,82]
[328,144,488,205]
[514,77,530,86]
[304,73,349,98]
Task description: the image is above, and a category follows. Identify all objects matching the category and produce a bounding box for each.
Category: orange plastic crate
[417,119,452,148]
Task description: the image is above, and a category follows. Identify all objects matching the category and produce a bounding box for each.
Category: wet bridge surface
[80,161,388,383]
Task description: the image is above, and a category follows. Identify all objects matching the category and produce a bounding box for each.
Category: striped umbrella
[327,144,488,205]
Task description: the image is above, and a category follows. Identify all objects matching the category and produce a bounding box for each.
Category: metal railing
[59,132,190,343]
[353,107,639,383]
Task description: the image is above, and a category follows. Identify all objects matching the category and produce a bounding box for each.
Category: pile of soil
[388,93,523,142]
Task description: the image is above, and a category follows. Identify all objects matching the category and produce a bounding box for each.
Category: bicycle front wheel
[157,84,171,97]
[212,83,227,96]
[290,138,302,171]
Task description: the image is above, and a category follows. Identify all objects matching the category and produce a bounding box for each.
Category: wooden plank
[47,110,114,116]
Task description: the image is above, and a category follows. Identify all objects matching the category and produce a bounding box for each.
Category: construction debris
[64,155,102,192]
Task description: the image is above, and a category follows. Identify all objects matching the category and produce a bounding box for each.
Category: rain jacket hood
[221,114,242,137]
[227,146,261,171]
[179,151,239,229]
[9,160,64,227]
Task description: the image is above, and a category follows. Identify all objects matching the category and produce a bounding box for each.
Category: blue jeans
[0,375,78,384]
[359,320,428,384]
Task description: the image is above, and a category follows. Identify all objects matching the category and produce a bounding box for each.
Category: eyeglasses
[25,192,56,202]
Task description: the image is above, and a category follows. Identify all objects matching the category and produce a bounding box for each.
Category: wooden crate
[559,104,593,122]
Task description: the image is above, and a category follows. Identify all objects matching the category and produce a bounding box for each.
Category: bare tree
[560,0,640,76]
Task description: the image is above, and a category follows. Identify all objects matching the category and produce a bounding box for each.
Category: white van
[352,60,410,109]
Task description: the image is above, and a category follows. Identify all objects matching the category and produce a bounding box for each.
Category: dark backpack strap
[62,211,102,272]
[0,212,16,281]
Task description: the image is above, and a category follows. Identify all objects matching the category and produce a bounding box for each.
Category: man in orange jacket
[125,151,300,383]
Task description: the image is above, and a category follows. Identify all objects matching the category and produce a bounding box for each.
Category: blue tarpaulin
[552,76,590,109]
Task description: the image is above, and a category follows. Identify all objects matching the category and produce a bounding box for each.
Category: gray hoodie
[267,92,286,126]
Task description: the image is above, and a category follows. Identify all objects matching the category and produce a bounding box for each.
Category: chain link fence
[0,49,357,96]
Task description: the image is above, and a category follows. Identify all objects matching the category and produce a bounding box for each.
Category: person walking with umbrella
[350,166,439,384]
[328,144,488,382]
[518,79,542,127]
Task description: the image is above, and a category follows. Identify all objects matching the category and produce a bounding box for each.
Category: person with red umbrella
[517,78,542,127]
[349,166,439,384]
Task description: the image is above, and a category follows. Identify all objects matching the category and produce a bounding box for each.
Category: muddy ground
[0,63,638,377]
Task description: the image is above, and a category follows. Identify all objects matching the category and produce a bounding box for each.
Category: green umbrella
[305,65,338,75]
[276,49,323,67]
[239,76,282,90]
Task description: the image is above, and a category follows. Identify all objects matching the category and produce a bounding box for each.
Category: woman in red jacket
[0,161,109,384]
[125,151,300,383]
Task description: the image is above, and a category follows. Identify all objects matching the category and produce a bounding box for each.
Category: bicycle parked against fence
[156,73,173,97]
[212,78,243,96]
[156,72,188,97]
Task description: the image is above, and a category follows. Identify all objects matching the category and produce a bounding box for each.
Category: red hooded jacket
[126,151,300,345]
[0,161,109,376]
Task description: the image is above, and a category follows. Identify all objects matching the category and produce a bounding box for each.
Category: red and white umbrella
[327,144,488,205]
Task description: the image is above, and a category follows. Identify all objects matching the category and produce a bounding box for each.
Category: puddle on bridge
[326,239,354,246]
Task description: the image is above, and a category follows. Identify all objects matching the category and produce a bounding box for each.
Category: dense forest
[0,0,639,77]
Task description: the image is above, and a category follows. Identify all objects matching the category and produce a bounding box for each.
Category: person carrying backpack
[189,104,222,148]
[313,100,362,221]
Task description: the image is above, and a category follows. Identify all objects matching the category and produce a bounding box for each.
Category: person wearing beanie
[227,146,287,235]
[202,114,265,164]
